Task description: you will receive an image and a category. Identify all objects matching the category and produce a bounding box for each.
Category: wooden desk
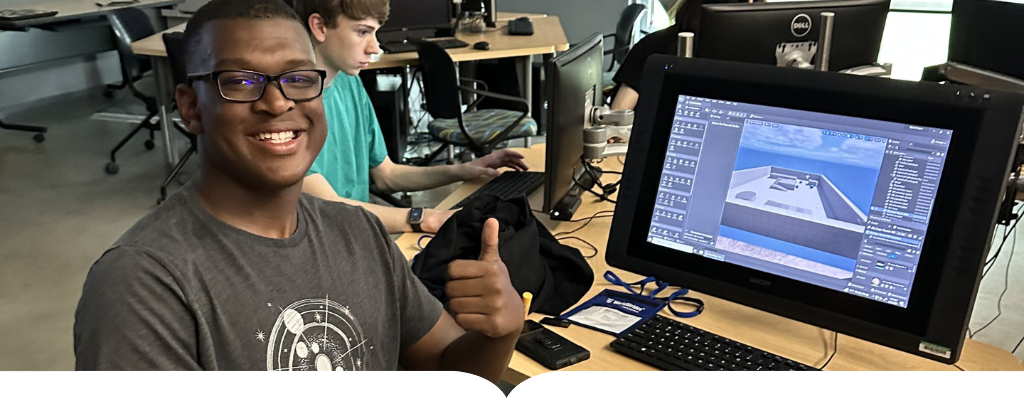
[394,144,1024,383]
[0,0,182,30]
[130,12,565,58]
[130,12,569,168]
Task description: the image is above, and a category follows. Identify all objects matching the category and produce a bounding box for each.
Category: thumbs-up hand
[445,218,525,338]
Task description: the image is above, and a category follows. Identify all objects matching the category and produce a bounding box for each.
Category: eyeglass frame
[186,69,328,103]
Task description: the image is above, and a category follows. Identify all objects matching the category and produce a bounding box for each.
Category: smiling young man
[73,0,522,379]
[293,0,530,234]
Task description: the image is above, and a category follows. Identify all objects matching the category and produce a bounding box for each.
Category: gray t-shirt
[74,184,443,371]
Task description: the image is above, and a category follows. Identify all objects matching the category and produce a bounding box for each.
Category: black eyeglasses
[186,69,328,103]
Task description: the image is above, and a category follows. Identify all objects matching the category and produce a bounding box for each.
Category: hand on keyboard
[458,149,530,180]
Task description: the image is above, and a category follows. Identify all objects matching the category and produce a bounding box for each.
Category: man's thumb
[478,218,501,261]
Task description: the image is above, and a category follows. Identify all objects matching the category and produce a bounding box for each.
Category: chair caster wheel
[105,162,120,175]
[145,140,156,150]
[33,134,45,143]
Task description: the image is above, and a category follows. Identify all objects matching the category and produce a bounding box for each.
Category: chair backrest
[415,41,463,120]
[107,8,157,77]
[162,32,188,86]
[162,31,196,144]
[611,3,647,66]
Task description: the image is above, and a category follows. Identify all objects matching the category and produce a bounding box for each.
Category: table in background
[394,144,1024,384]
[0,0,181,30]
[130,12,570,167]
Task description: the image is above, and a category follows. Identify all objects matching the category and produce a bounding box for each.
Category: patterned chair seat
[428,109,538,145]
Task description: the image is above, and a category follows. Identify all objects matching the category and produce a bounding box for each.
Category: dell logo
[791,14,812,37]
[749,278,772,287]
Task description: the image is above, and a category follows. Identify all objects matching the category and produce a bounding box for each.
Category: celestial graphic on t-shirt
[265,296,370,371]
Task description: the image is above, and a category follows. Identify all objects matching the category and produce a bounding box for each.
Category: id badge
[559,290,665,336]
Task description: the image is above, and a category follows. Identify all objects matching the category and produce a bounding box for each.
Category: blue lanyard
[417,235,433,250]
[603,270,704,318]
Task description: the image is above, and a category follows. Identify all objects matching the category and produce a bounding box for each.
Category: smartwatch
[408,207,425,232]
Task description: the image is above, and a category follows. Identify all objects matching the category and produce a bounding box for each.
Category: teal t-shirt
[308,74,388,203]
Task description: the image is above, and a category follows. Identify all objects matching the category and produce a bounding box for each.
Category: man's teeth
[255,131,297,143]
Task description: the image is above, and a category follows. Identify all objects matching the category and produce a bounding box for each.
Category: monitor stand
[550,167,603,221]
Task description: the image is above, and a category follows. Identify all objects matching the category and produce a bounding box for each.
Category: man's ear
[309,13,327,43]
[175,83,205,136]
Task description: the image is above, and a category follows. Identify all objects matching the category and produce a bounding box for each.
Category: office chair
[158,32,198,205]
[0,119,46,143]
[603,3,647,94]
[104,8,160,175]
[415,41,537,164]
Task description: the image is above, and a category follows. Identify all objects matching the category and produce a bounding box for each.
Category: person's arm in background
[611,84,640,111]
[369,150,529,194]
[357,74,528,194]
[302,173,454,233]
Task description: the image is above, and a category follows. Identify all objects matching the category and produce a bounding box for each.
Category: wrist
[421,209,444,233]
[454,162,476,180]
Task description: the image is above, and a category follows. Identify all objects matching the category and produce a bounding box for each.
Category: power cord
[573,159,621,204]
[954,364,966,371]
[969,214,1018,339]
[557,236,599,259]
[549,210,615,259]
[819,331,838,370]
[552,210,615,237]
[1012,332,1023,354]
[982,202,1023,278]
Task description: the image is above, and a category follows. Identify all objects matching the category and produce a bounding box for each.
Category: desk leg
[516,55,533,148]
[153,56,178,170]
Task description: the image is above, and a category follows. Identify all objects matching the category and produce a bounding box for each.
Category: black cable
[575,160,620,204]
[982,203,1024,276]
[553,211,615,237]
[557,236,599,259]
[819,331,838,371]
[1012,332,1024,354]
[970,221,1017,339]
[573,173,617,204]
[954,364,966,371]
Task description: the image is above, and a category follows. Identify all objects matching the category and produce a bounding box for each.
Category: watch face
[409,208,424,222]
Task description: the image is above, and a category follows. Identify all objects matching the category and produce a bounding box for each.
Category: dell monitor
[608,56,1024,364]
[697,0,890,72]
[378,0,452,40]
[949,0,1024,81]
[543,33,605,220]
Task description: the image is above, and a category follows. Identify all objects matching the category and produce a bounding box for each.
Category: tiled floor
[1,87,1021,371]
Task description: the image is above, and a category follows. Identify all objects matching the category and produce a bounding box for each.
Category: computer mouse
[474,41,491,51]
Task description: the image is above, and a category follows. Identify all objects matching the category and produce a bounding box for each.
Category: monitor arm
[583,107,634,161]
[936,62,1024,94]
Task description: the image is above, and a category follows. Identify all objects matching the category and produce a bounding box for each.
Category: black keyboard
[450,171,544,209]
[381,38,469,54]
[611,315,817,371]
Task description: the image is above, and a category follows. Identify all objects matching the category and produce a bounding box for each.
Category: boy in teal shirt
[295,0,529,233]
